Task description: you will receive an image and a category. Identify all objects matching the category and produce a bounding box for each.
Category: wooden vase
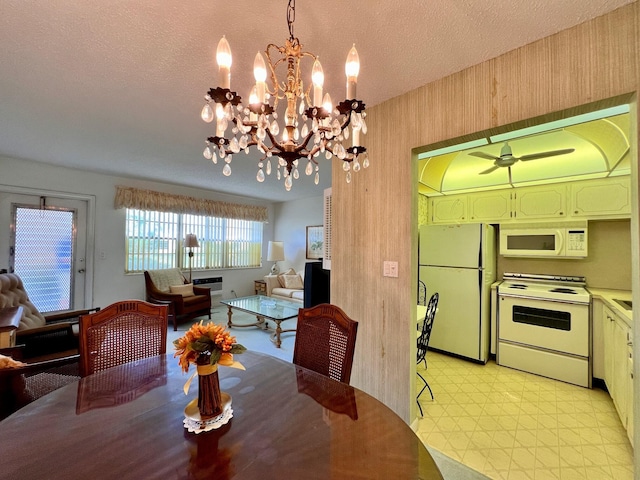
[196,356,222,418]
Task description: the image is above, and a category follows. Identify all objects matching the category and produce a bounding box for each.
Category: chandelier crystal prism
[200,0,369,191]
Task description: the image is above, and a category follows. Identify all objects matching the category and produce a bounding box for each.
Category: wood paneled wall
[331,2,639,424]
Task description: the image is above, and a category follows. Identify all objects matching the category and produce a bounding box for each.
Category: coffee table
[220,295,301,348]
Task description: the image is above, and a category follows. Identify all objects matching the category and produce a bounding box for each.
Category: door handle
[78,269,86,274]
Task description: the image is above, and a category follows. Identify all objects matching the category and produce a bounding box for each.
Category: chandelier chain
[287,0,296,40]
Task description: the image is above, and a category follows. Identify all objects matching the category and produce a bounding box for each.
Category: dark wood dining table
[0,351,442,479]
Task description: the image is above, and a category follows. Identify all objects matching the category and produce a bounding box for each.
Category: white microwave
[499,223,588,258]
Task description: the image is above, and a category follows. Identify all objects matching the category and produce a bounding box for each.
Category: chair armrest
[147,290,185,308]
[263,275,280,296]
[193,286,211,296]
[44,307,100,324]
[16,322,74,339]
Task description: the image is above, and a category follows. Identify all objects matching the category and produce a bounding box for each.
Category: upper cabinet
[430,196,467,224]
[570,177,631,218]
[428,176,630,225]
[468,191,512,222]
[512,185,566,220]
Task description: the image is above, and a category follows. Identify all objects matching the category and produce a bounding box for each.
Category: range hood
[418,106,631,196]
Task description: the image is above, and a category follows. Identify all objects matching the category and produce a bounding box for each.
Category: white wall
[272,195,324,275]
[0,154,294,307]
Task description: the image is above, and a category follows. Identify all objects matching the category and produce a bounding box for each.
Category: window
[125,209,263,273]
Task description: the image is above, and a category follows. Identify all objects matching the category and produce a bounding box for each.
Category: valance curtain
[114,186,268,223]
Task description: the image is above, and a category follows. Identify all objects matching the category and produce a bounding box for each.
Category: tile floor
[416,351,634,480]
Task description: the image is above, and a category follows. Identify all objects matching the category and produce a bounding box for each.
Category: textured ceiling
[0,0,634,202]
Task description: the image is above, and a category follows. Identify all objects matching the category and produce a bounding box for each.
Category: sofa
[264,268,304,305]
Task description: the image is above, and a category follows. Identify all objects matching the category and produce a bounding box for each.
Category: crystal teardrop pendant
[257,127,266,140]
[219,147,226,159]
[284,175,293,191]
[270,120,280,135]
[225,155,232,164]
[344,127,349,139]
[293,128,299,141]
[362,152,370,168]
[203,145,213,160]
[230,137,240,153]
[293,168,299,180]
[211,151,218,164]
[314,172,319,185]
[201,104,214,123]
[301,123,309,137]
[277,169,281,180]
[346,171,352,183]
[343,161,350,171]
[325,150,332,159]
[266,159,272,175]
[353,158,361,172]
[361,116,368,134]
[256,168,265,182]
[305,161,313,176]
[298,99,305,115]
[239,135,248,150]
[222,164,232,176]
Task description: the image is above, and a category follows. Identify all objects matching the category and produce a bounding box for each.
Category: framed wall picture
[306,225,324,259]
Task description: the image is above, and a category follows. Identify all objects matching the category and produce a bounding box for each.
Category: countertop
[587,288,632,326]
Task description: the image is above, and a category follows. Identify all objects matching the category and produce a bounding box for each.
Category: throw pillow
[281,274,304,290]
[169,283,195,297]
[277,268,296,287]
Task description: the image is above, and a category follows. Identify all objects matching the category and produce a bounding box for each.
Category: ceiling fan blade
[479,165,499,175]
[508,166,513,185]
[519,148,575,161]
[469,152,500,161]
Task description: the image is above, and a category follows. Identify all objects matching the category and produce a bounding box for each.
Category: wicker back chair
[0,345,80,419]
[293,303,358,384]
[79,300,167,377]
[416,292,439,416]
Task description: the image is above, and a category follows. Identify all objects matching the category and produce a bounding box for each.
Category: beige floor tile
[415,352,634,480]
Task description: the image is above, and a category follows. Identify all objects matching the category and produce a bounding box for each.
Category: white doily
[183,393,233,434]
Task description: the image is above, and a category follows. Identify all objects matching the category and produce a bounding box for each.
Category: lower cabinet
[603,304,634,446]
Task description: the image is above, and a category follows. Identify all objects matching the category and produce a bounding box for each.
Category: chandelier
[200,0,368,191]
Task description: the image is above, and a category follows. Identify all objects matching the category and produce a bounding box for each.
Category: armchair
[144,268,211,331]
[0,273,99,362]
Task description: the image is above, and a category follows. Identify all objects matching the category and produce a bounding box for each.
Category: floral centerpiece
[174,321,246,419]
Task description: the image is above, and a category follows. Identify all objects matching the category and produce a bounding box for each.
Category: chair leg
[416,371,434,417]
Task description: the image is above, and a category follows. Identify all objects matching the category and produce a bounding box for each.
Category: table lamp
[267,241,284,275]
[185,233,199,282]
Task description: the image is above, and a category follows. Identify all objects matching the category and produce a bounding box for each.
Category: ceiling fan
[469,142,575,177]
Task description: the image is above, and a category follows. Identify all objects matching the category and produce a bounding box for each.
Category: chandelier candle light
[201,0,368,191]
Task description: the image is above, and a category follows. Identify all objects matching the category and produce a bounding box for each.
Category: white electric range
[497,273,592,387]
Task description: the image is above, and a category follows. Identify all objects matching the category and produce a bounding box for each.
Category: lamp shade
[267,241,284,262]
[185,234,200,248]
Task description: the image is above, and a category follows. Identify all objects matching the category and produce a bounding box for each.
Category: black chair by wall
[417,292,439,416]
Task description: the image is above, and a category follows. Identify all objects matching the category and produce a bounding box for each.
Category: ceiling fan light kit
[200,0,369,191]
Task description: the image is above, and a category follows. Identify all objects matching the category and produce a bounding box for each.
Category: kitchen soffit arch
[416,99,632,196]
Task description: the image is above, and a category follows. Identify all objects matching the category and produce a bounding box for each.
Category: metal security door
[1,194,87,313]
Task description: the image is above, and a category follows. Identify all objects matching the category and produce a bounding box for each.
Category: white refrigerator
[419,223,496,363]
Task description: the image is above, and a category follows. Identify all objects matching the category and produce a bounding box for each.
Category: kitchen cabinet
[603,304,632,437]
[426,176,631,225]
[430,196,467,224]
[512,184,566,220]
[468,190,512,222]
[569,177,631,218]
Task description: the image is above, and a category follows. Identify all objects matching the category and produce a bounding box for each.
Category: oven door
[498,294,589,357]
